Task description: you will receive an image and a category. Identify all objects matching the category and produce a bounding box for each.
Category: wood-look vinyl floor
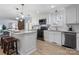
[0,40,79,55]
[31,40,79,55]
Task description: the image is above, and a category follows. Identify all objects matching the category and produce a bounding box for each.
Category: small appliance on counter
[68,25,73,31]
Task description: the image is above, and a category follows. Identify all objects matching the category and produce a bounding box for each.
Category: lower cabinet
[54,32,61,45]
[76,33,79,51]
[76,37,79,51]
[44,30,62,45]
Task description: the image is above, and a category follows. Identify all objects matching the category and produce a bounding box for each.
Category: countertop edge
[12,31,37,35]
[44,30,77,33]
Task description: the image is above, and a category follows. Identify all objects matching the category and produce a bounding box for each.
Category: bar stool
[3,37,18,55]
[1,36,9,49]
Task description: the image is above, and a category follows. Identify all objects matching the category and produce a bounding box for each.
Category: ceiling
[0,4,70,20]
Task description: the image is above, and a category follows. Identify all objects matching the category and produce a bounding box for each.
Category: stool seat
[4,37,16,43]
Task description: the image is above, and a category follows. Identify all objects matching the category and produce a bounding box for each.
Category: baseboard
[18,48,37,55]
[26,48,37,55]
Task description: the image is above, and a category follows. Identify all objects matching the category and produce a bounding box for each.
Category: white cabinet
[12,32,37,55]
[76,5,79,23]
[44,31,55,42]
[49,32,55,42]
[65,5,77,24]
[61,33,65,45]
[77,37,79,51]
[65,5,79,24]
[76,33,79,51]
[44,30,62,45]
[54,32,61,45]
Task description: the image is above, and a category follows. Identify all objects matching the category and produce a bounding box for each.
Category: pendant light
[16,7,19,20]
[16,4,25,21]
[20,4,24,19]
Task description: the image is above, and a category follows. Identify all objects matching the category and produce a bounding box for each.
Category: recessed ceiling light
[50,5,55,8]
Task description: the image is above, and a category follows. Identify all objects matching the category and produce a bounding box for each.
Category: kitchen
[0,4,79,55]
[44,4,79,51]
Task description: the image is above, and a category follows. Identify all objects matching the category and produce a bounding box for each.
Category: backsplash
[70,25,79,32]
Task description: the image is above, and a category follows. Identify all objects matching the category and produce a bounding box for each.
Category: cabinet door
[44,31,55,43]
[48,31,55,42]
[66,5,77,24]
[44,31,48,41]
[76,5,79,23]
[54,32,61,45]
[77,37,79,51]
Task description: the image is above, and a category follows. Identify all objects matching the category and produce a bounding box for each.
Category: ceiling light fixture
[16,4,25,21]
[16,4,31,22]
[16,7,19,20]
[20,4,24,19]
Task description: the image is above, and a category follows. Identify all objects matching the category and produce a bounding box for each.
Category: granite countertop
[12,30,37,34]
[45,30,77,33]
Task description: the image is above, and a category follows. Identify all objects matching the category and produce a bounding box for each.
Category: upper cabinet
[65,5,79,24]
[76,5,79,23]
[65,5,77,24]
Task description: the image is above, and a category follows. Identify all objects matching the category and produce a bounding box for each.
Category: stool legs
[11,42,14,50]
[7,43,10,55]
[3,42,6,53]
[1,38,3,49]
[16,40,18,54]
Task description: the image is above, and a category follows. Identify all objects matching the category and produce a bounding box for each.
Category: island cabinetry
[12,31,37,55]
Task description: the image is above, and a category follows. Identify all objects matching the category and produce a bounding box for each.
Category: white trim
[26,48,37,55]
[18,48,37,55]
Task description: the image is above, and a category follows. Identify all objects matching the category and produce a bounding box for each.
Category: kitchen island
[12,30,37,55]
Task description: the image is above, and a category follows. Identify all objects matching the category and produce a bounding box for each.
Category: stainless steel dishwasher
[63,32,76,49]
